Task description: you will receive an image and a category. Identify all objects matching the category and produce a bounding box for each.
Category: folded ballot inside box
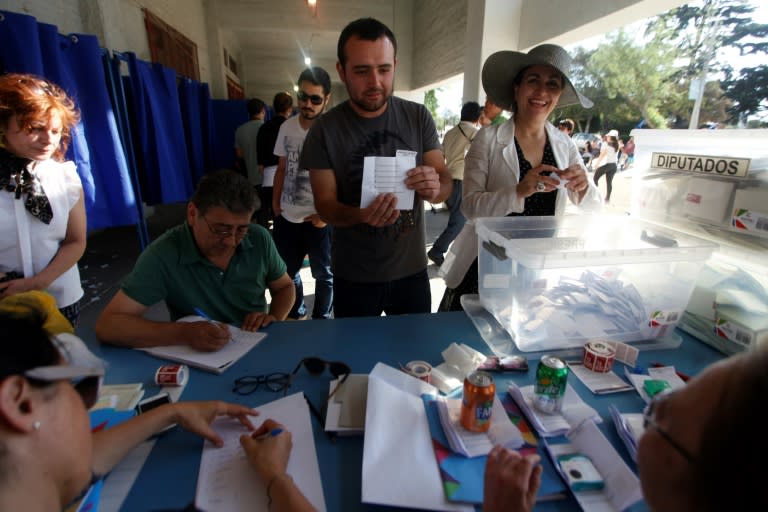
[476,214,716,352]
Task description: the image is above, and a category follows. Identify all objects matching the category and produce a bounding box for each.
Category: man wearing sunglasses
[271,67,334,320]
[95,170,295,350]
[300,18,452,318]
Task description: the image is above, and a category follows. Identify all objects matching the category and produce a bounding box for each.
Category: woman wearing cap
[0,291,314,512]
[592,130,620,203]
[0,73,86,325]
[438,44,602,311]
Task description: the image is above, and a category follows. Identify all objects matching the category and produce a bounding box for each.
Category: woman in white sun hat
[438,44,602,311]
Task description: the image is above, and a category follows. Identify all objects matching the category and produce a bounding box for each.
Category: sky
[434,0,767,119]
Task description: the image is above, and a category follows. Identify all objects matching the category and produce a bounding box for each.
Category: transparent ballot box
[474,215,717,353]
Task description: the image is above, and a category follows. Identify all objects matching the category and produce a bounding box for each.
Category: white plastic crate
[476,215,717,352]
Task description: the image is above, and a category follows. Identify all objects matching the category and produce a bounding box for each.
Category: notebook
[139,316,266,374]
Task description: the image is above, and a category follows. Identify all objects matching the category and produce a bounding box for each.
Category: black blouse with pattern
[509,136,558,216]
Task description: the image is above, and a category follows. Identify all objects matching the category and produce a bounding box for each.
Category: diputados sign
[651,152,750,178]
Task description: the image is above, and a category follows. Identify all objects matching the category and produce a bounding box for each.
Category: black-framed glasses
[201,215,250,239]
[232,373,290,395]
[291,357,351,401]
[642,394,696,463]
[297,90,324,106]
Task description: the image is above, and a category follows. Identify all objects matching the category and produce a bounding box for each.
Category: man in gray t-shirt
[300,18,451,318]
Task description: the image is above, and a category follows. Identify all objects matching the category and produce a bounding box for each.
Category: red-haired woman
[0,73,86,325]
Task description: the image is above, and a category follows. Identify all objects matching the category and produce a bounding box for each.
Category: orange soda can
[460,371,495,432]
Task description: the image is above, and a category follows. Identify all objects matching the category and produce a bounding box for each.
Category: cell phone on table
[136,392,172,414]
[136,392,175,433]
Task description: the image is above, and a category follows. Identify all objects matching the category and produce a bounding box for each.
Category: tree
[424,89,439,119]
[558,30,679,130]
[648,0,768,122]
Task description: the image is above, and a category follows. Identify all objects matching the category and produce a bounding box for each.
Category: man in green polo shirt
[95,170,295,351]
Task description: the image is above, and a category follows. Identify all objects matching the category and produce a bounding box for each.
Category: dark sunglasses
[232,372,291,395]
[72,375,101,410]
[297,91,324,106]
[26,374,101,410]
[291,357,351,401]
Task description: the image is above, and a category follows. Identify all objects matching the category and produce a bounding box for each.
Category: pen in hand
[194,307,229,335]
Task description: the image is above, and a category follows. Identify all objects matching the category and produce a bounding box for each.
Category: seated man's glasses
[201,215,250,239]
[297,91,324,106]
[232,373,290,395]
[232,357,351,397]
[642,393,696,463]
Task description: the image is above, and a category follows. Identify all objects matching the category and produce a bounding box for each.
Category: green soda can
[534,355,568,414]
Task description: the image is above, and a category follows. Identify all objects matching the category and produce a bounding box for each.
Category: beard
[350,87,390,113]
[300,108,320,120]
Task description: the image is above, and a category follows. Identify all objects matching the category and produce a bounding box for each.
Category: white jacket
[439,118,603,288]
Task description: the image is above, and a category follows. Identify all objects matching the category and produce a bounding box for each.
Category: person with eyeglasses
[0,73,87,326]
[95,169,295,350]
[271,67,334,320]
[300,18,452,318]
[0,291,263,511]
[482,350,768,512]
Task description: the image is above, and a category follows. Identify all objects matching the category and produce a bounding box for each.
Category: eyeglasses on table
[232,357,351,398]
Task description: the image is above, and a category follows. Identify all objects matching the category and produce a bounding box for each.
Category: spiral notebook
[139,316,266,374]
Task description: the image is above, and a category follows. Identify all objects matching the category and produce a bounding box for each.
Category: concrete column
[393,0,414,92]
[203,0,227,99]
[462,0,522,105]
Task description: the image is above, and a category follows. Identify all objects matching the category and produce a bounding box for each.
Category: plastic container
[475,215,717,352]
[630,129,768,240]
[630,129,768,355]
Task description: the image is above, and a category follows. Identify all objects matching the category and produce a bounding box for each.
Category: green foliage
[558,0,765,130]
[424,89,439,119]
[649,0,768,120]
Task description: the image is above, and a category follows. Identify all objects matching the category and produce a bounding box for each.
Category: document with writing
[360,154,416,209]
[196,392,326,512]
[138,315,266,374]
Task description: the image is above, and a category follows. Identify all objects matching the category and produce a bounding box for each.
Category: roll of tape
[583,341,616,373]
[403,360,432,383]
[155,364,189,386]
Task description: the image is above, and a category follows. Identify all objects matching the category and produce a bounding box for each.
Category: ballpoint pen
[193,307,229,336]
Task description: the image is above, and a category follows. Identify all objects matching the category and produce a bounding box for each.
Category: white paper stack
[507,383,601,437]
[435,396,523,457]
[609,405,644,462]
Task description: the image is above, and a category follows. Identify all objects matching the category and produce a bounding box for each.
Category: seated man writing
[96,169,294,350]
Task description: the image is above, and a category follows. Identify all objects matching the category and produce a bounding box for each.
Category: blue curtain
[0,10,138,229]
[211,99,248,171]
[125,53,193,204]
[178,79,214,186]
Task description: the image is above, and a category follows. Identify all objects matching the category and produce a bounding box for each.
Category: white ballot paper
[196,392,326,512]
[360,153,416,209]
[362,363,472,511]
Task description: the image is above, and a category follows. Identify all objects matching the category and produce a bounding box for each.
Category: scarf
[0,147,53,224]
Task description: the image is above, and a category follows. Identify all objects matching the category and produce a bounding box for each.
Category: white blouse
[0,159,84,307]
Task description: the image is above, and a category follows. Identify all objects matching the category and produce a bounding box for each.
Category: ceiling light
[304,56,312,66]
[293,84,299,92]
